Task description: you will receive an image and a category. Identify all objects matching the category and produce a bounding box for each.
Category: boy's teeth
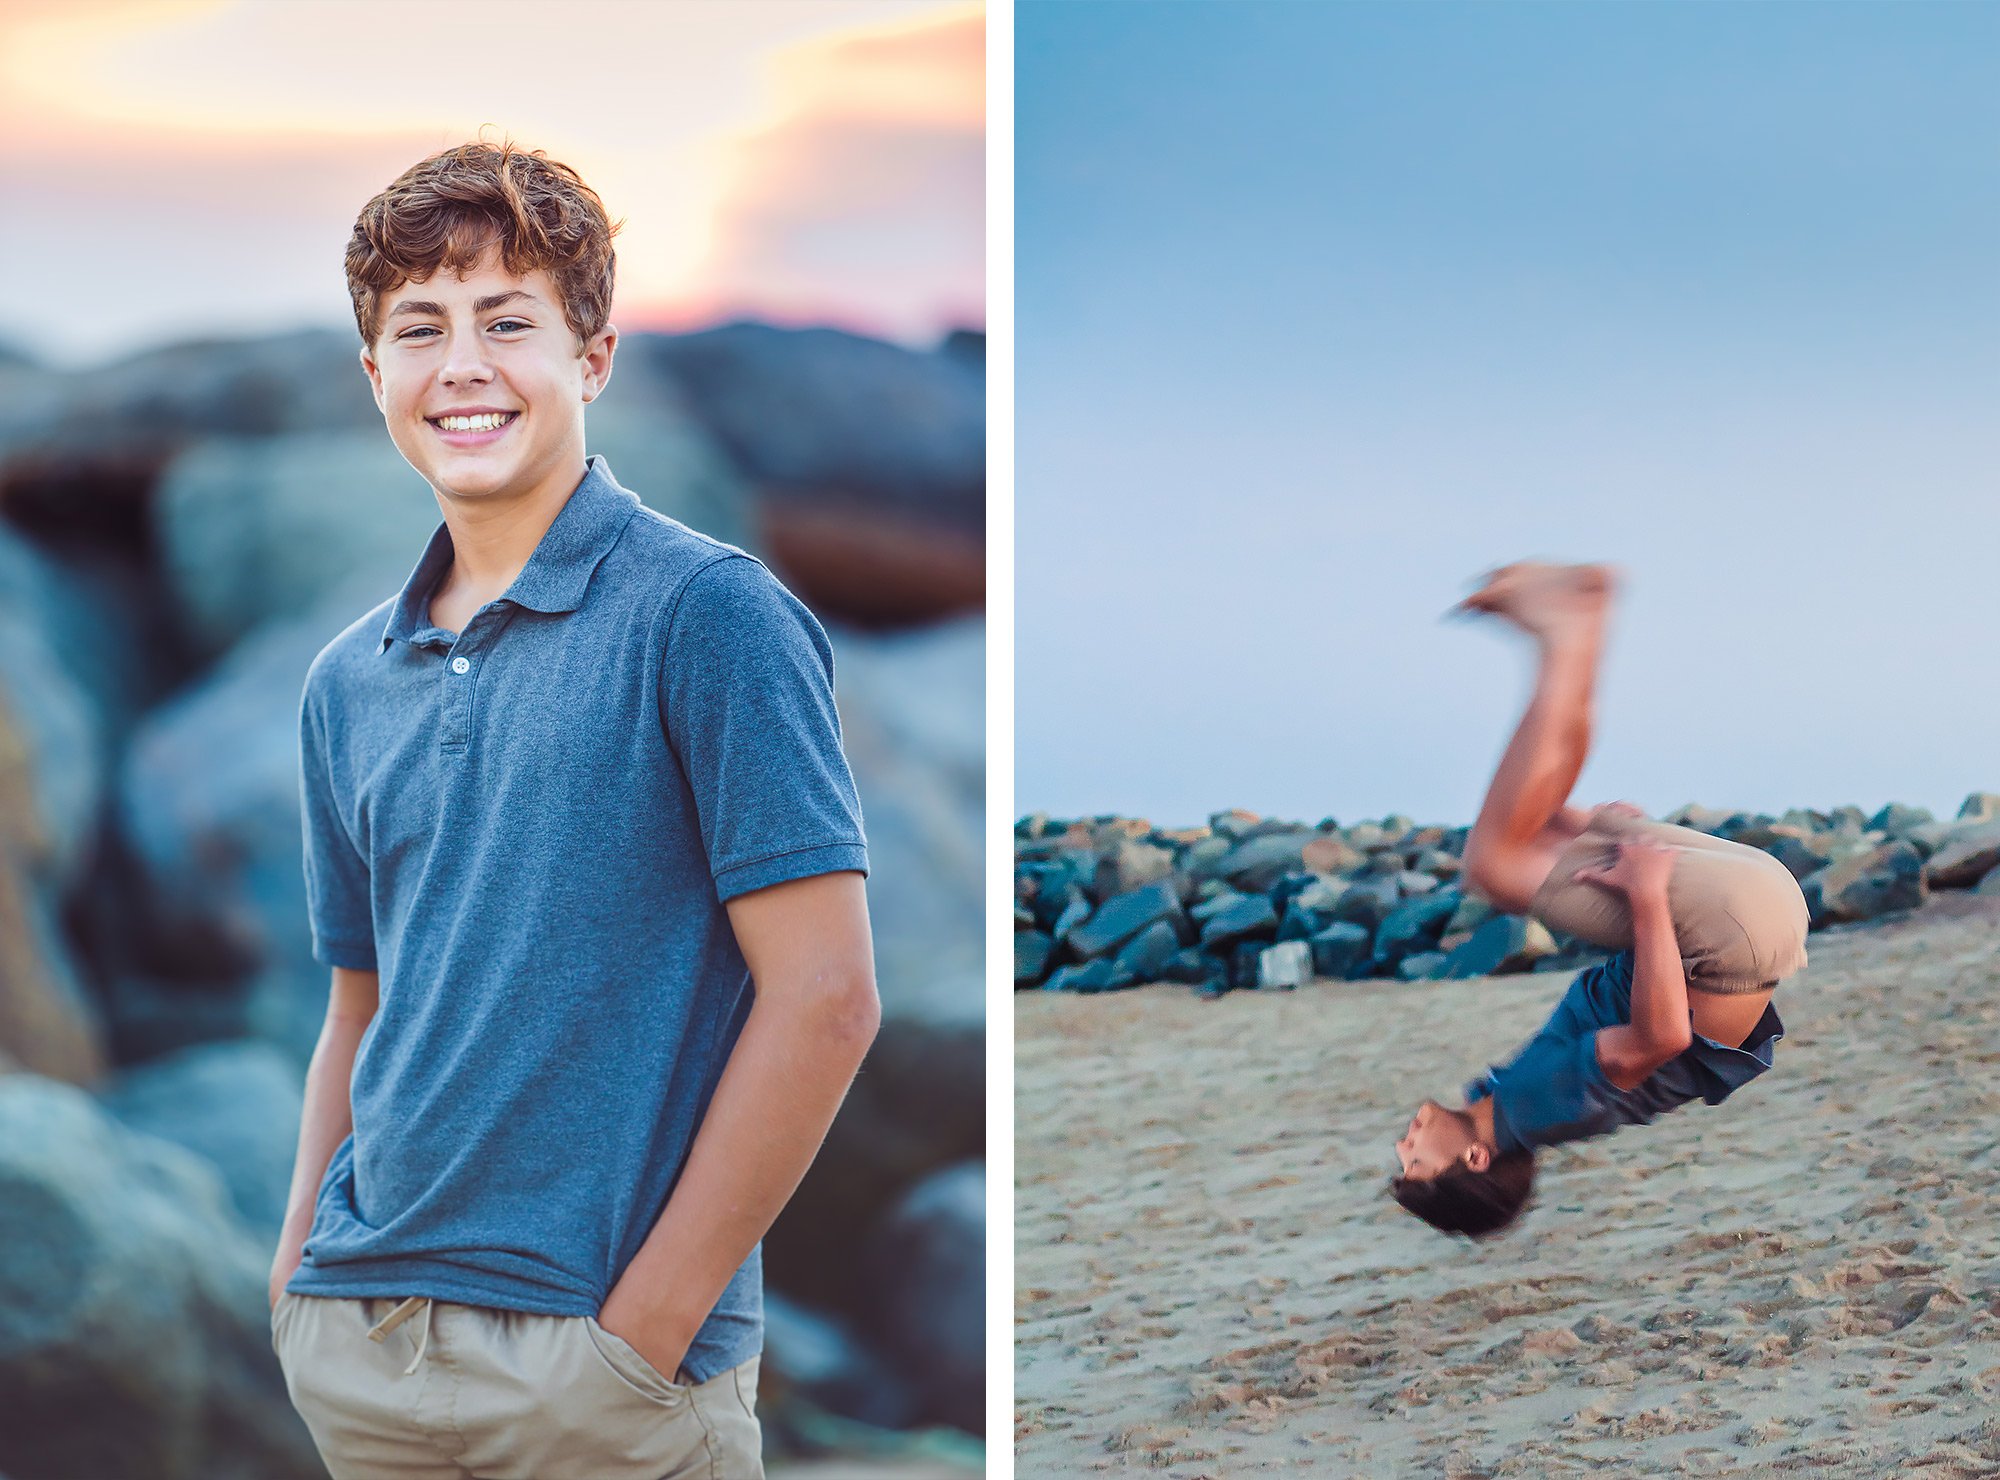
[436,412,513,431]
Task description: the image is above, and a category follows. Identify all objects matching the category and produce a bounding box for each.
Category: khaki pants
[1529,810,1810,994]
[271,1291,764,1480]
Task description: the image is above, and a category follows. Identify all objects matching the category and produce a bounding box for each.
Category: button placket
[441,645,476,751]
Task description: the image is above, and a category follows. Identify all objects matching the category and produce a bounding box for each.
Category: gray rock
[1181,835,1233,879]
[1445,894,1496,936]
[96,1040,302,1239]
[646,324,983,537]
[1198,893,1279,949]
[1396,871,1440,898]
[1372,889,1462,973]
[1013,931,1053,985]
[1902,820,1957,860]
[0,1076,321,1479]
[1957,792,2000,825]
[1215,830,1320,893]
[1064,880,1182,959]
[1331,876,1399,930]
[1925,822,2000,889]
[1397,951,1450,982]
[1805,841,1928,926]
[0,530,108,1087]
[1189,888,1249,923]
[1051,890,1092,940]
[1442,915,1559,979]
[1868,802,1934,837]
[865,1160,983,1433]
[1113,920,1182,983]
[1094,838,1176,900]
[1307,923,1373,980]
[1044,959,1130,993]
[1768,831,1841,882]
[1255,940,1312,991]
[761,1291,918,1429]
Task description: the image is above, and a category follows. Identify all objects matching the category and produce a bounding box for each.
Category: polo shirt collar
[378,455,639,653]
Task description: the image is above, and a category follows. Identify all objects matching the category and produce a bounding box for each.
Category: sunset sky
[0,0,983,366]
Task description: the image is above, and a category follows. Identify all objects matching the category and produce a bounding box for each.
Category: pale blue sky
[1018,0,1999,830]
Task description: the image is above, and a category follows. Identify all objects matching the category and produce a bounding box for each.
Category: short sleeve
[660,555,869,901]
[1480,1023,1617,1155]
[298,677,378,969]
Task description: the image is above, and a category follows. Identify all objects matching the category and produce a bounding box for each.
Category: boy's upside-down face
[359,245,614,503]
[1395,1099,1487,1182]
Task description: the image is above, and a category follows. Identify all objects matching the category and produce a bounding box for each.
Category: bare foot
[1451,561,1616,644]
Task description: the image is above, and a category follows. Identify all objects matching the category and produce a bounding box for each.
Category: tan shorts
[1528,810,1809,994]
[271,1291,763,1480]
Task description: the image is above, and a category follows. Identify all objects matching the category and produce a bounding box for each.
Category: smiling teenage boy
[268,141,876,1479]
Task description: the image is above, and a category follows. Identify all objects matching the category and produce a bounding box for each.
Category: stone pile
[1016,796,2000,997]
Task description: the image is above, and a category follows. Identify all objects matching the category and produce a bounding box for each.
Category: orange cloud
[645,5,984,342]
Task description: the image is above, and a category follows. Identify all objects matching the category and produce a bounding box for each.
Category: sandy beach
[1016,891,2000,1477]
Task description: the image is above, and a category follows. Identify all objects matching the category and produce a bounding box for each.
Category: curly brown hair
[1391,1149,1536,1238]
[345,138,623,351]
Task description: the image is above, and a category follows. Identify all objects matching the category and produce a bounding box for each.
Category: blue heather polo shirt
[1466,950,1784,1156]
[288,454,868,1383]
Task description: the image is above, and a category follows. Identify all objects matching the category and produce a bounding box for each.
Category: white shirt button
[451,657,470,674]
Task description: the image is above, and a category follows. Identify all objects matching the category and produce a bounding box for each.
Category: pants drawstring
[366,1295,434,1375]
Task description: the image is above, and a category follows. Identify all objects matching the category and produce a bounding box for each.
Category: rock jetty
[1016,796,2000,997]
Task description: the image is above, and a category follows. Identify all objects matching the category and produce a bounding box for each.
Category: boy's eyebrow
[386,289,543,319]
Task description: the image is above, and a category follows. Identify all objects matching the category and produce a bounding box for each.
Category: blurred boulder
[1398,951,1450,981]
[1373,889,1462,974]
[1256,940,1311,990]
[0,528,108,1086]
[765,618,984,1316]
[1215,830,1318,893]
[760,1291,919,1432]
[1065,880,1181,959]
[1925,822,2000,890]
[1443,915,1558,979]
[114,600,349,1065]
[1867,802,1933,836]
[1804,841,1928,926]
[866,1160,983,1435]
[97,1040,302,1239]
[1307,923,1373,980]
[0,1075,319,1480]
[1198,893,1278,949]
[1113,919,1181,983]
[1013,930,1053,985]
[646,326,982,627]
[1958,792,2000,825]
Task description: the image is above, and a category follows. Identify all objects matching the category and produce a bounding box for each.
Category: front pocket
[581,1316,689,1405]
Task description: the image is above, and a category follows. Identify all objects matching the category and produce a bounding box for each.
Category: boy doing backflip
[1391,562,1810,1238]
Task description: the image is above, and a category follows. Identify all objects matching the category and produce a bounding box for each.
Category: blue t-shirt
[289,455,869,1383]
[1466,950,1783,1156]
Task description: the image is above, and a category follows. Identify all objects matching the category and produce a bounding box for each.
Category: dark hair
[346,138,622,350]
[1391,1150,1536,1238]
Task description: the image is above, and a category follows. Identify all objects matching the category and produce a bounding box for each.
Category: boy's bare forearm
[1626,890,1691,1054]
[278,1012,369,1250]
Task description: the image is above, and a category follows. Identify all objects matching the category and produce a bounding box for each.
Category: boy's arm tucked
[1576,839,1692,1090]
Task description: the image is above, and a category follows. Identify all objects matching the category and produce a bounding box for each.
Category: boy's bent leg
[1457,563,1614,916]
[271,1294,470,1479]
[441,1303,763,1480]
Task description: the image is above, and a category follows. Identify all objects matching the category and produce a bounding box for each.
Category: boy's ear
[358,344,385,412]
[1463,1143,1492,1173]
[579,323,617,405]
